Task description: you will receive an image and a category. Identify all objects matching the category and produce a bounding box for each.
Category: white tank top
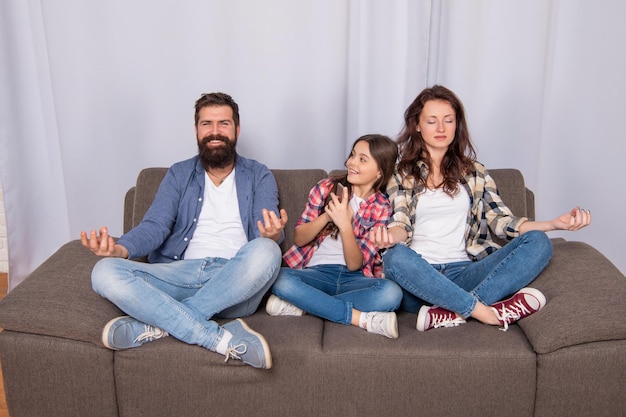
[409,185,470,264]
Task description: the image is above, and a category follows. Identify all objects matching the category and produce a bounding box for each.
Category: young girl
[266,134,403,338]
[373,85,591,331]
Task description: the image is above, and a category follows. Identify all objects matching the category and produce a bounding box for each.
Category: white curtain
[2,0,625,290]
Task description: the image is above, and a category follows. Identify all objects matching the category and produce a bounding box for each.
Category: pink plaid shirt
[282,178,390,277]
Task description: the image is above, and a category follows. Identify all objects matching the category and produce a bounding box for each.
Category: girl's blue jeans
[271,264,403,325]
[91,237,281,351]
[382,230,553,318]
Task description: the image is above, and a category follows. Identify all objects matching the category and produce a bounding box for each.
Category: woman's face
[417,99,456,154]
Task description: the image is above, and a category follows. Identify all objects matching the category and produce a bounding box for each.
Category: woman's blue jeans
[270,264,403,325]
[91,237,282,351]
[383,230,553,318]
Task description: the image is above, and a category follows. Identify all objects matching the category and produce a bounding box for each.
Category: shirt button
[184,238,188,242]
[174,256,178,260]
[198,198,202,201]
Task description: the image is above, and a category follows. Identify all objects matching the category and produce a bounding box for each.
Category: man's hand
[257,208,288,242]
[80,226,129,258]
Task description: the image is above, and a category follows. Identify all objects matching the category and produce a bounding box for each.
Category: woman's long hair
[396,85,476,195]
[320,134,398,239]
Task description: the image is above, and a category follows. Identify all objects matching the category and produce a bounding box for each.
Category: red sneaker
[416,306,466,331]
[491,287,546,331]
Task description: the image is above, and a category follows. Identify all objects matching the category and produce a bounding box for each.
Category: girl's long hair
[320,134,398,239]
[396,85,476,195]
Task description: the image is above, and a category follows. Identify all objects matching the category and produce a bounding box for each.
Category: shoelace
[133,325,167,344]
[431,312,465,329]
[224,343,247,363]
[493,299,531,331]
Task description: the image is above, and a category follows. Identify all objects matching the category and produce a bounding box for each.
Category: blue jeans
[91,237,281,351]
[383,230,553,318]
[270,264,403,325]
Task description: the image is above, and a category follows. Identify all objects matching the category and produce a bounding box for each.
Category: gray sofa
[0,167,625,417]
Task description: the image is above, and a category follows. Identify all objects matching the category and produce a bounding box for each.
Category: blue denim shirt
[118,154,281,263]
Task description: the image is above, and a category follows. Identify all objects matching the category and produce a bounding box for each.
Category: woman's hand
[520,206,592,234]
[369,225,399,249]
[551,207,592,231]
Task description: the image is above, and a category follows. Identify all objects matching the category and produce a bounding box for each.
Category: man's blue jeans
[383,230,553,318]
[92,237,281,351]
[271,264,403,325]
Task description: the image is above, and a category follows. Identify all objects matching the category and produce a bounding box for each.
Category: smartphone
[336,183,345,202]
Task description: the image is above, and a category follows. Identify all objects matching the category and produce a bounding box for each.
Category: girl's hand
[551,207,592,231]
[369,226,396,249]
[326,187,353,231]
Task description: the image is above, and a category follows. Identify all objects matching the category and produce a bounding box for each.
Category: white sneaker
[265,295,305,316]
[364,311,398,339]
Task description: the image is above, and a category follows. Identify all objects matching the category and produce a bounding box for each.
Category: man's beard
[198,134,237,169]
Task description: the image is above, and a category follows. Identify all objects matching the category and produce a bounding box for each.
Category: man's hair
[194,92,240,127]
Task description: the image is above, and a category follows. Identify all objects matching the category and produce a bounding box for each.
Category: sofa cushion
[0,240,122,346]
[518,240,626,354]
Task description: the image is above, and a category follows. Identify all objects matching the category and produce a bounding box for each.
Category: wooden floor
[0,272,10,417]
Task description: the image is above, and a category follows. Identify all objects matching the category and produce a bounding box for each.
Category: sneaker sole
[415,306,430,331]
[265,295,281,316]
[387,313,399,339]
[234,318,273,369]
[102,315,130,350]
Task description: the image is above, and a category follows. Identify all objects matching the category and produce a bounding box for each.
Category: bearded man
[81,92,287,369]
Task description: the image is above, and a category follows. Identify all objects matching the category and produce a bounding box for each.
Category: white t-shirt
[183,170,248,260]
[409,186,470,264]
[307,194,363,267]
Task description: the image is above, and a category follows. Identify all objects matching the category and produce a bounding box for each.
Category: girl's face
[346,140,382,197]
[417,99,456,154]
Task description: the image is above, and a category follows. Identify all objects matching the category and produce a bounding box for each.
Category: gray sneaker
[364,311,399,339]
[222,319,272,369]
[102,316,168,350]
[265,294,305,316]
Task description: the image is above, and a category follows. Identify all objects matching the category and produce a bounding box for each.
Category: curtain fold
[1,0,71,290]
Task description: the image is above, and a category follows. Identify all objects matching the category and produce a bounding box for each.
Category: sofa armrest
[518,240,626,354]
[0,240,122,346]
[124,186,135,234]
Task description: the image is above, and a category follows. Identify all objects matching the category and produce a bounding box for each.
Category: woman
[372,85,591,331]
[266,134,403,338]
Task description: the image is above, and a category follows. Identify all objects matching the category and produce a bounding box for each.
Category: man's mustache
[201,134,229,145]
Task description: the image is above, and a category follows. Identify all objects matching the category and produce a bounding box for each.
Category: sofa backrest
[123,167,534,252]
[123,168,327,253]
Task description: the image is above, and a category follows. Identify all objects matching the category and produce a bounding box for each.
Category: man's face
[195,105,240,169]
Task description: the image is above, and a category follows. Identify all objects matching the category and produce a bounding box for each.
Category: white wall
[0,180,8,273]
